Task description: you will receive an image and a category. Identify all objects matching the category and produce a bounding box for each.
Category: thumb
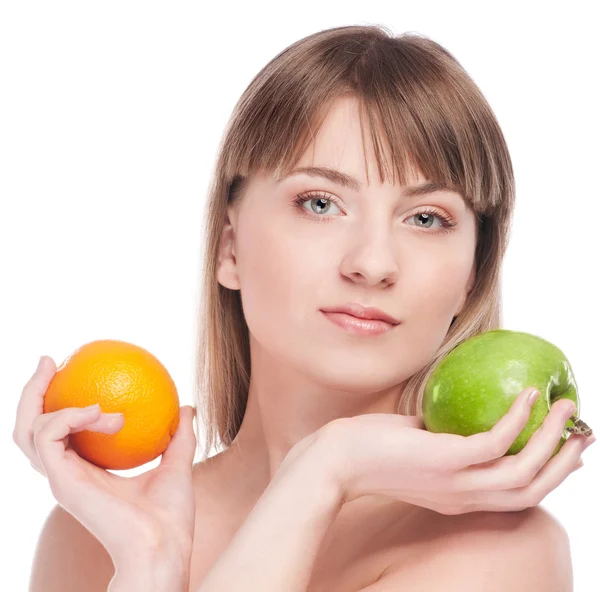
[160,405,197,469]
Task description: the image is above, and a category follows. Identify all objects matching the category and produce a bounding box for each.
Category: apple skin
[422,329,580,458]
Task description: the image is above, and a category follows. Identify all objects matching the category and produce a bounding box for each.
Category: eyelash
[292,191,458,235]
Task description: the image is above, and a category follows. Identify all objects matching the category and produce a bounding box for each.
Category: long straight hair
[193,25,515,461]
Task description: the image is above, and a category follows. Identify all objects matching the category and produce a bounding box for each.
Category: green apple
[422,329,591,458]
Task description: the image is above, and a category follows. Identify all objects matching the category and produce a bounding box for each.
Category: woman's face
[217,96,478,393]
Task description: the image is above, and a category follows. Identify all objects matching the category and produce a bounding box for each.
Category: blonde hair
[193,24,515,461]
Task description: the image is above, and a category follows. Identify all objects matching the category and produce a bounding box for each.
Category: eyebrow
[282,166,452,197]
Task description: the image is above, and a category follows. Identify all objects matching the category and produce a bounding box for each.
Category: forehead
[276,166,456,204]
[249,94,464,201]
[287,96,399,187]
[278,94,451,196]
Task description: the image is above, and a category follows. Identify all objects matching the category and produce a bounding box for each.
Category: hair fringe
[193,24,515,461]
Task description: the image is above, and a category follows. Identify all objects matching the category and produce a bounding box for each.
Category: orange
[43,339,180,470]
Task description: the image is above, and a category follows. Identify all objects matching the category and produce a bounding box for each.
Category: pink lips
[321,311,397,335]
[320,302,400,325]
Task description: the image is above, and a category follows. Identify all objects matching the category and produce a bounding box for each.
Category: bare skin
[190,94,479,588]
[16,96,589,589]
[185,432,572,591]
[216,95,477,485]
[187,97,588,589]
[187,449,442,591]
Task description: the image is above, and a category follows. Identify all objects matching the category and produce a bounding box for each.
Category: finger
[460,387,544,466]
[33,405,103,486]
[31,460,46,477]
[72,412,125,434]
[23,405,122,474]
[13,356,57,459]
[571,458,584,473]
[159,406,197,470]
[509,398,578,485]
[471,432,590,511]
[453,397,577,492]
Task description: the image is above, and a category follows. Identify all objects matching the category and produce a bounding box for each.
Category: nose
[339,227,399,287]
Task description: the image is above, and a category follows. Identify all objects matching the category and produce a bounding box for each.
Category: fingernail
[528,390,540,405]
[105,412,124,419]
[84,404,101,411]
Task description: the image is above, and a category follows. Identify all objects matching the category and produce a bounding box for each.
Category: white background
[1,1,598,590]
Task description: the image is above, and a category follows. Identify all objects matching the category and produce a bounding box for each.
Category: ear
[216,209,241,290]
[454,258,476,318]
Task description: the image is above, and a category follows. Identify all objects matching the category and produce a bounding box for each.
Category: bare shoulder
[427,504,569,543]
[361,506,572,591]
[29,503,115,592]
[438,505,571,560]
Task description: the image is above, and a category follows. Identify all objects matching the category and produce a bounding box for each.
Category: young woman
[15,24,594,591]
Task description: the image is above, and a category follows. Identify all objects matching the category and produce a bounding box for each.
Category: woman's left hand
[321,387,594,515]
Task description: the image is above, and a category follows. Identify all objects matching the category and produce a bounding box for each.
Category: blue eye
[292,191,457,234]
[294,192,342,217]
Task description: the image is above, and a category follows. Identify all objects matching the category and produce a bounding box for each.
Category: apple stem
[566,416,593,437]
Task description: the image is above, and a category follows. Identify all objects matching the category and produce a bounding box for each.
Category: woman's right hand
[12,356,198,574]
[325,386,595,515]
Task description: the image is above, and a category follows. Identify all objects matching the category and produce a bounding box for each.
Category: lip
[321,311,397,335]
[320,302,401,325]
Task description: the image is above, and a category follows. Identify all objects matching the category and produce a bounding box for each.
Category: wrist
[283,421,350,513]
[302,417,362,506]
[110,544,191,592]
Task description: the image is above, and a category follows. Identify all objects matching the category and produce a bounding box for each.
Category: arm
[29,504,115,592]
[108,548,191,592]
[30,503,190,592]
[197,431,345,592]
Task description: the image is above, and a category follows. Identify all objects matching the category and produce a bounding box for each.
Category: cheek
[234,210,475,387]
[401,252,472,344]
[235,220,321,350]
